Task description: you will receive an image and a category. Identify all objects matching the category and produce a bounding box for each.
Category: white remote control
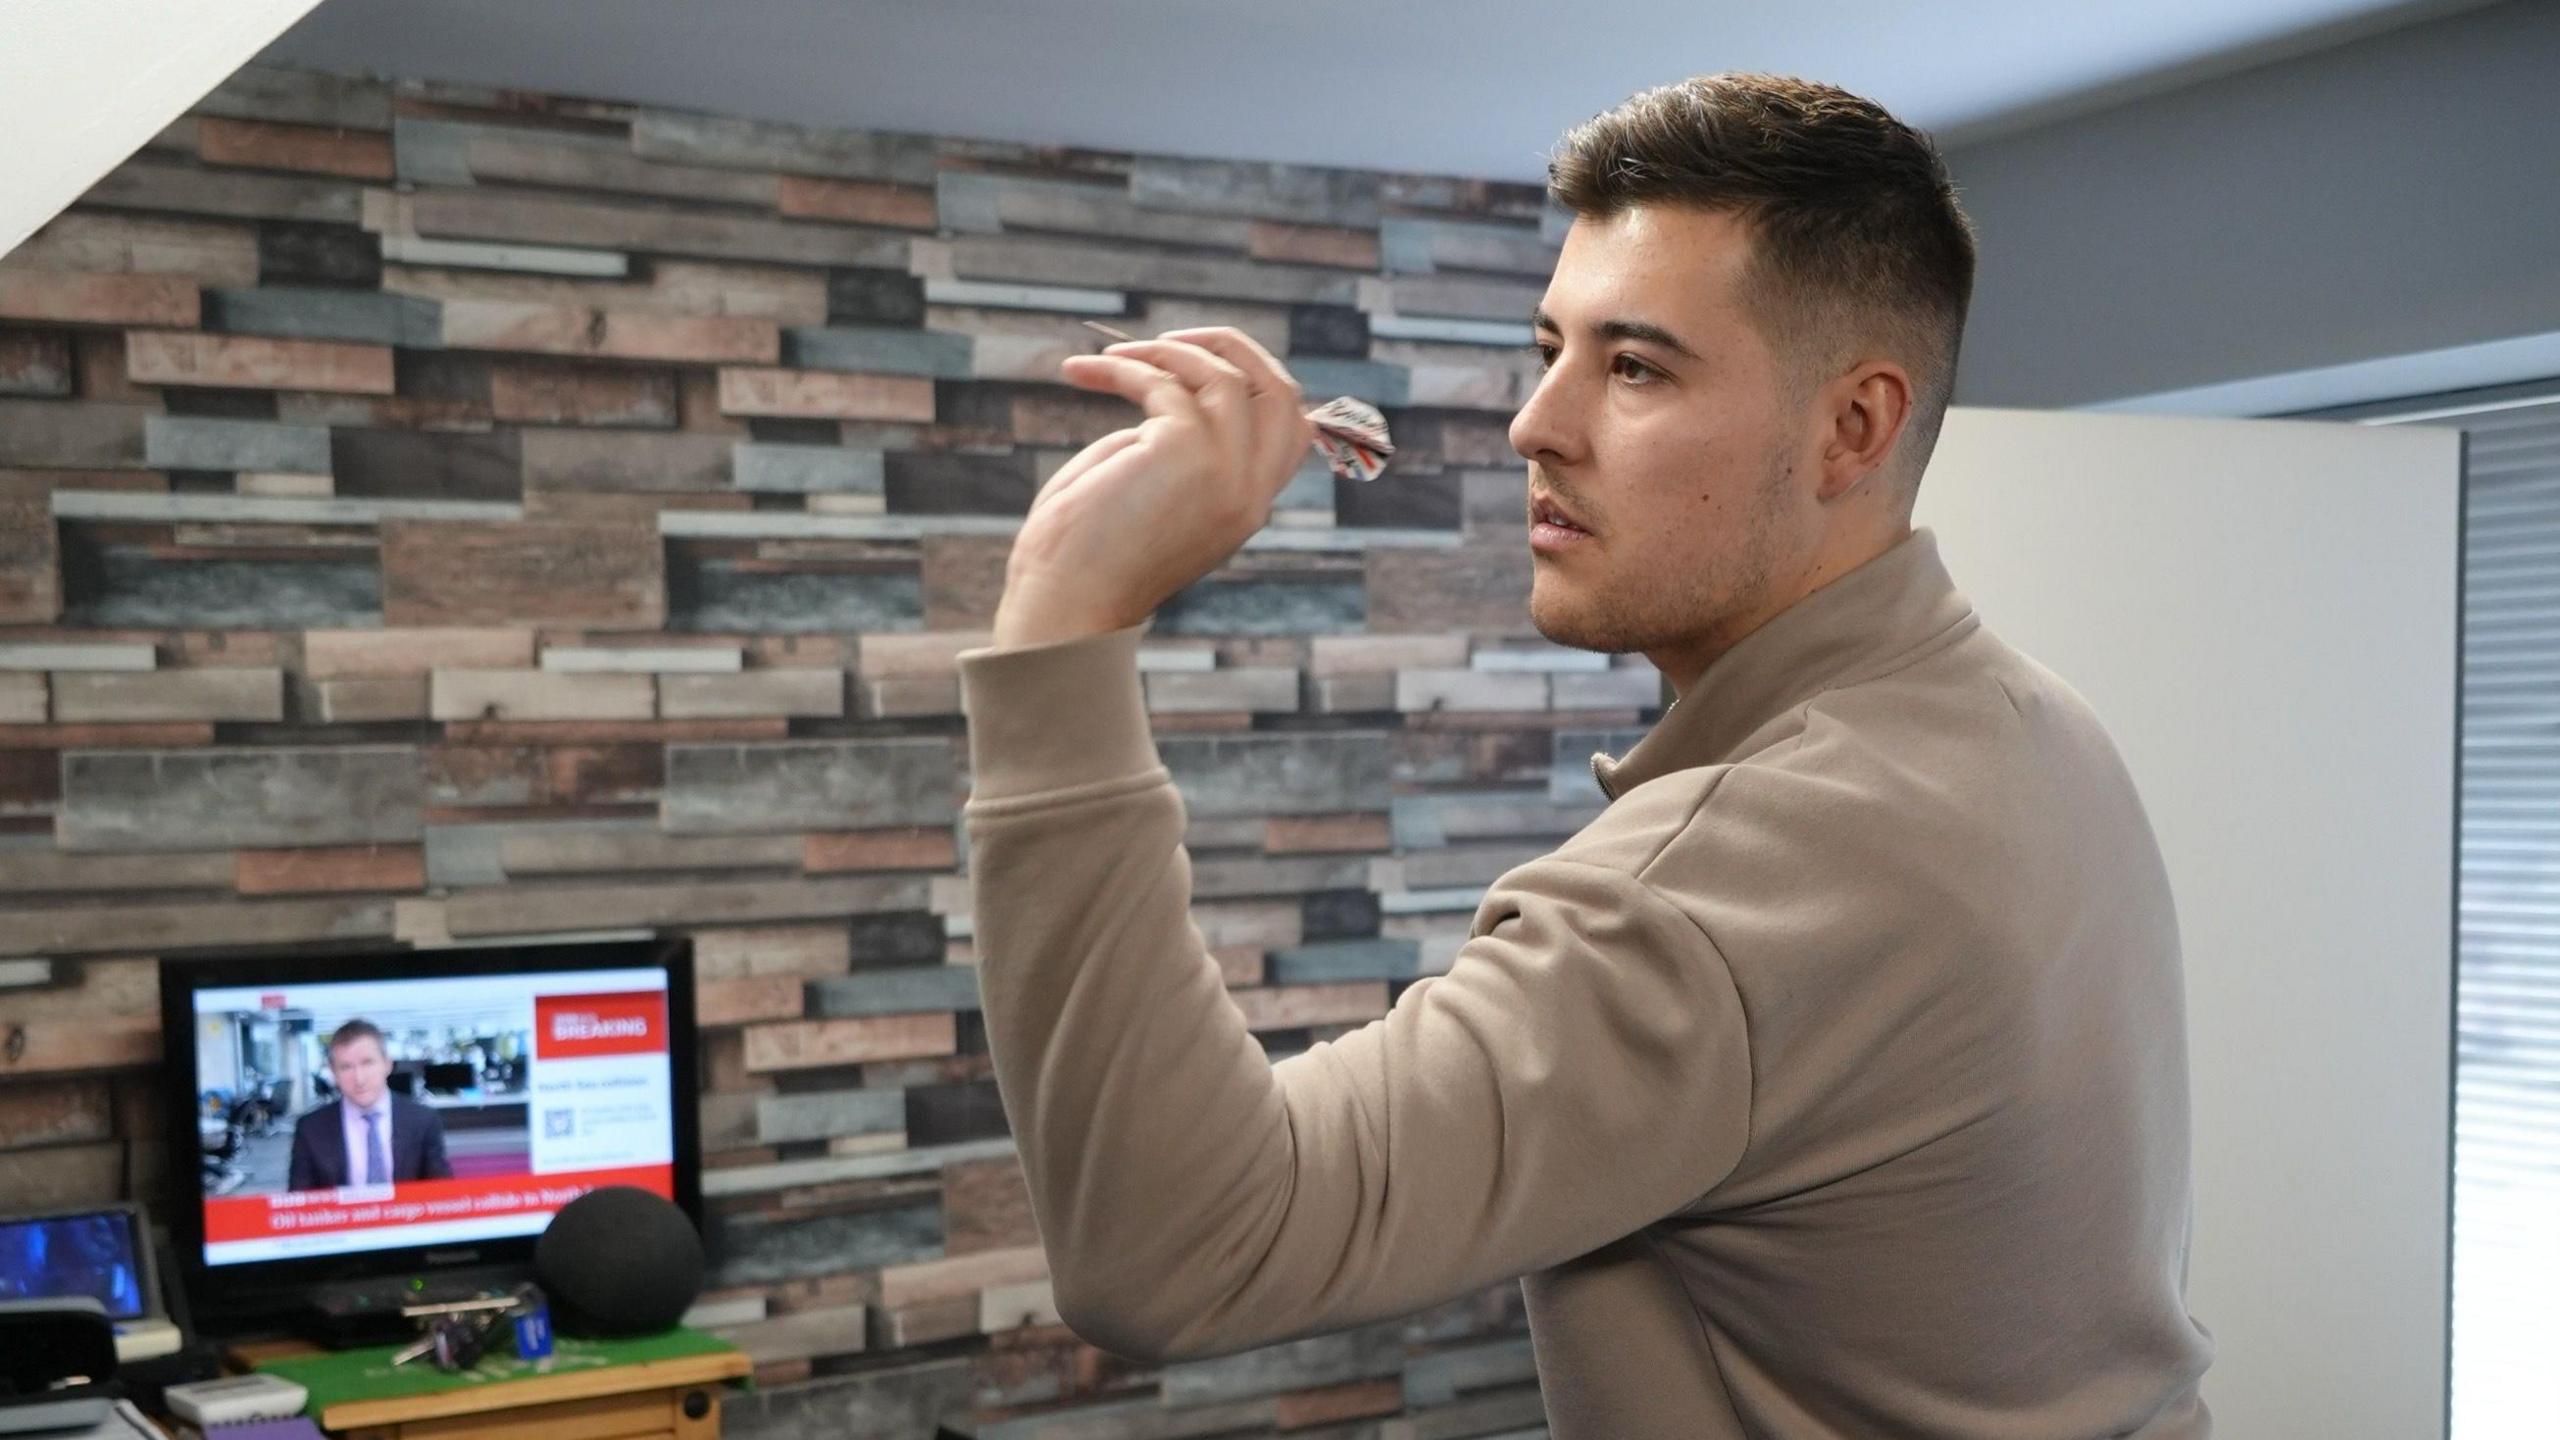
[162,1372,311,1426]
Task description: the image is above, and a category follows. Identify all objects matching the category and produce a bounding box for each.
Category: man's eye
[1531,343,1558,372]
[1611,354,1659,384]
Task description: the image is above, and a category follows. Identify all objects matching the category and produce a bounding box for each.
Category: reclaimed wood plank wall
[0,62,1668,1439]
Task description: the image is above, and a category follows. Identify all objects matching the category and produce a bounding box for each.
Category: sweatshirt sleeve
[955,621,1754,1363]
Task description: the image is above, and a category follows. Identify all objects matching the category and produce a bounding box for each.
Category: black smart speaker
[533,1186,705,1338]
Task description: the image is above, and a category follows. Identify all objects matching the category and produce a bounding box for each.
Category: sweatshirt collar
[1591,526,1978,800]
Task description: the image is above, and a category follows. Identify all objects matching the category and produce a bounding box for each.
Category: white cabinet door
[1920,406,2460,1439]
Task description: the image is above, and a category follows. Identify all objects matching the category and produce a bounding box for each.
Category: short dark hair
[1546,73,1978,489]
[327,1018,386,1058]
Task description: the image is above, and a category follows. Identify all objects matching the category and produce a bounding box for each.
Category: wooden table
[226,1331,751,1439]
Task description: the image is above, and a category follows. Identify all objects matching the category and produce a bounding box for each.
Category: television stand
[222,1327,749,1440]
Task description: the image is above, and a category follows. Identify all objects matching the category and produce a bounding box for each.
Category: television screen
[168,941,695,1290]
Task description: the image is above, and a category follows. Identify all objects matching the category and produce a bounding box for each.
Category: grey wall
[1946,0,2560,409]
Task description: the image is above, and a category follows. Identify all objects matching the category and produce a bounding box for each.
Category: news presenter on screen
[286,1018,454,1191]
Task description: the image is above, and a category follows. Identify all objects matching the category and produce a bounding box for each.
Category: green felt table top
[254,1325,743,1412]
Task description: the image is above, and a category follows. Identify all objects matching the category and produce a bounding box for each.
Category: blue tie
[363,1108,388,1186]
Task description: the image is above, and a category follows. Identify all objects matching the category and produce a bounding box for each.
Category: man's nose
[1509,362,1580,466]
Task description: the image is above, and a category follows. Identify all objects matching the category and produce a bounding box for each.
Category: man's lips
[1530,494,1592,534]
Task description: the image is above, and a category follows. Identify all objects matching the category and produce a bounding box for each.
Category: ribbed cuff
[956,619,1161,804]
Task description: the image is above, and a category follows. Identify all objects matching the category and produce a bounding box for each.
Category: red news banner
[205,1164,672,1244]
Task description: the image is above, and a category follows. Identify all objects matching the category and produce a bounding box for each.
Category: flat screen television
[158,937,700,1329]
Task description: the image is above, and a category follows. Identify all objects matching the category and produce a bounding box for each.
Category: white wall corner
[2,0,335,258]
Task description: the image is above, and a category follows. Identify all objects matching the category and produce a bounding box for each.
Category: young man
[954,73,2215,1438]
[285,1019,454,1192]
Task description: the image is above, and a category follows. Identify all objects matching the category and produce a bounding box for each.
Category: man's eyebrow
[1529,308,1701,361]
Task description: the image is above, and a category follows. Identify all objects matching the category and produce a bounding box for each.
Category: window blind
[2311,383,2560,1438]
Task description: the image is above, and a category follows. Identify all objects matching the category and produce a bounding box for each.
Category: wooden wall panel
[0,61,1663,1440]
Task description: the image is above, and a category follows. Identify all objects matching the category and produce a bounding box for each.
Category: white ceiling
[261,0,2490,180]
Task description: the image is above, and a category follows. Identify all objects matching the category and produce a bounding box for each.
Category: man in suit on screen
[285,1018,453,1191]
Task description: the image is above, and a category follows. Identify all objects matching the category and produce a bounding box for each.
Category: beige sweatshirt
[955,526,2215,1438]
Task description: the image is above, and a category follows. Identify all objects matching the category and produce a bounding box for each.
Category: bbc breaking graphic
[527,991,677,1174]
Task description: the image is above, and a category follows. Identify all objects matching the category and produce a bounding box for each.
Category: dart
[1080,320,1396,481]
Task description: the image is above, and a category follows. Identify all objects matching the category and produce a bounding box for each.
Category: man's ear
[1816,359,1914,500]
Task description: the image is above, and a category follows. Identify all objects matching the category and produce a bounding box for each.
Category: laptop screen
[0,1208,148,1321]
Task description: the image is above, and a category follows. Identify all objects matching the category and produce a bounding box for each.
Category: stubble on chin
[1528,451,1794,660]
[1529,556,1657,657]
